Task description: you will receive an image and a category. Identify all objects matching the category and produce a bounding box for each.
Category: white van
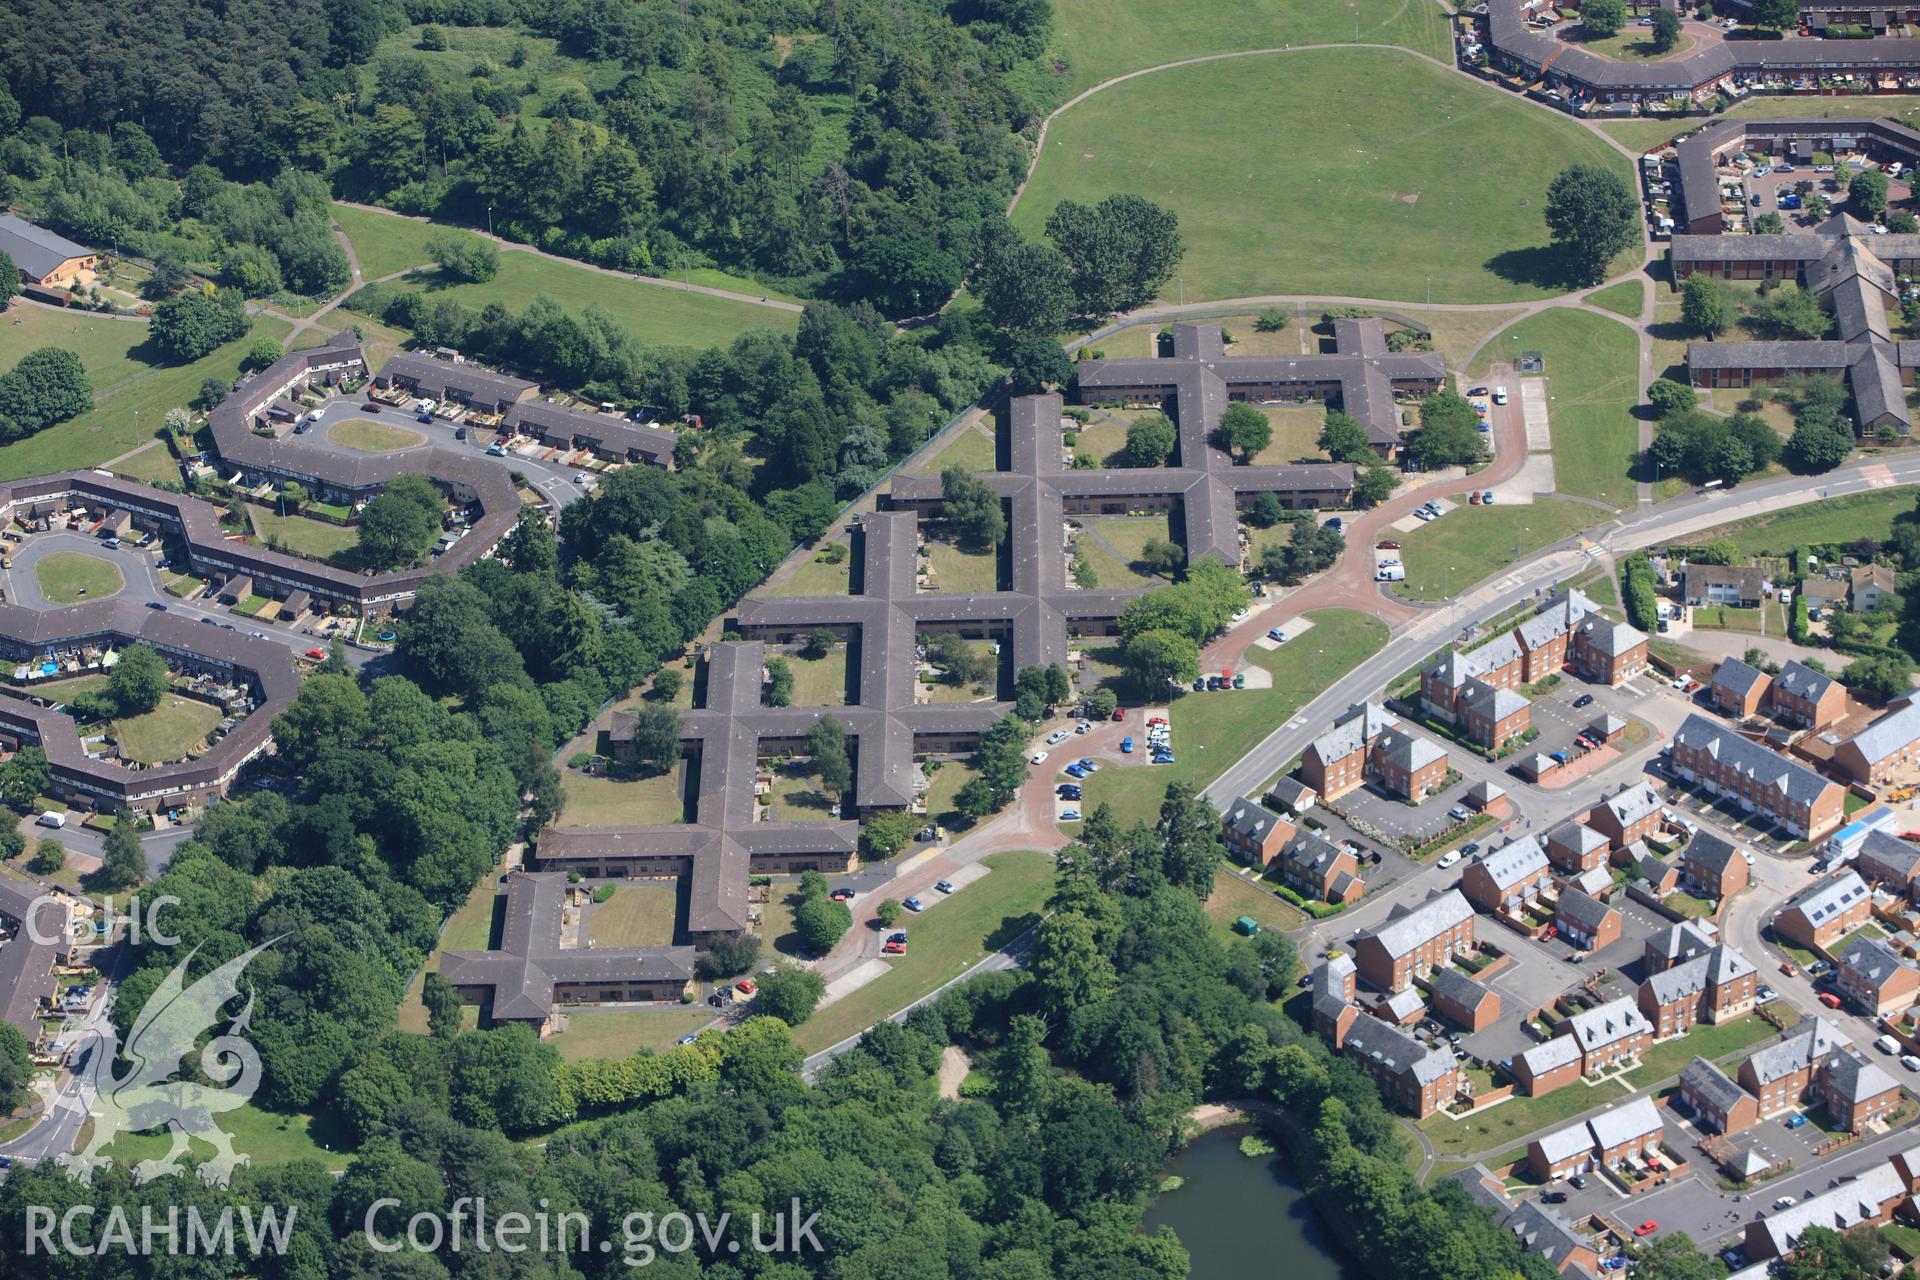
[1877,1035,1900,1054]
[1376,565,1406,582]
[1492,386,1509,405]
[36,811,66,828]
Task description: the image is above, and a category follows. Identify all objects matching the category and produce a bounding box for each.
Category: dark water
[1141,1123,1358,1280]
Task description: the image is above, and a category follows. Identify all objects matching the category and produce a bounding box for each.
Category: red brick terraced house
[1353,890,1476,992]
[1855,828,1920,898]
[1525,1094,1664,1183]
[1569,615,1651,687]
[1772,870,1871,953]
[1678,1056,1759,1136]
[1457,678,1533,751]
[1461,836,1552,915]
[1670,715,1847,841]
[1636,944,1758,1039]
[1770,660,1848,732]
[1712,657,1772,720]
[1836,937,1920,1018]
[1514,1034,1585,1097]
[1428,967,1501,1032]
[1555,888,1620,952]
[1555,997,1652,1074]
[1369,726,1450,802]
[1744,1163,1907,1262]
[1736,1018,1898,1133]
[1680,831,1751,901]
[1340,1016,1461,1118]
[1645,920,1722,974]
[1220,796,1295,868]
[1300,702,1396,801]
[1587,782,1664,851]
[1834,701,1920,787]
[1546,820,1610,876]
[1273,830,1366,905]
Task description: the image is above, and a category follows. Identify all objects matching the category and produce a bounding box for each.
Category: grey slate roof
[1674,714,1840,808]
[1751,1162,1906,1259]
[1714,657,1769,700]
[1779,870,1870,932]
[1844,701,1920,767]
[1839,937,1915,990]
[1681,1055,1749,1114]
[1375,725,1447,774]
[1343,1016,1456,1086]
[1308,701,1394,765]
[1429,967,1495,1015]
[1223,796,1287,844]
[1775,659,1839,704]
[1602,783,1661,830]
[1685,831,1744,880]
[1746,1017,1854,1085]
[1856,828,1920,884]
[1587,1094,1662,1151]
[0,215,92,278]
[1565,997,1650,1053]
[1362,889,1473,960]
[1519,1035,1583,1076]
[1556,887,1614,935]
[1478,836,1549,891]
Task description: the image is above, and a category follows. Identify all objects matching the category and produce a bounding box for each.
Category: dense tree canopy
[1544,163,1638,285]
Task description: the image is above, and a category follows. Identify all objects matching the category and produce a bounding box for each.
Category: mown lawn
[1683,488,1916,557]
[912,423,998,476]
[0,306,151,388]
[1468,308,1641,509]
[1050,0,1453,93]
[1586,280,1645,319]
[557,769,685,826]
[1016,50,1635,304]
[250,508,359,562]
[113,695,221,764]
[36,551,123,604]
[331,202,439,282]
[109,442,182,488]
[1623,1014,1777,1088]
[789,850,1054,1053]
[1078,609,1389,827]
[925,541,999,592]
[1390,500,1600,602]
[784,648,851,706]
[1206,870,1307,944]
[326,417,426,452]
[585,882,680,948]
[397,862,504,1033]
[97,1103,352,1172]
[768,548,852,598]
[379,247,797,350]
[1421,1078,1633,1156]
[549,1008,714,1063]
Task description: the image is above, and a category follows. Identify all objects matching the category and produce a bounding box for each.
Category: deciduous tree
[1545,164,1639,285]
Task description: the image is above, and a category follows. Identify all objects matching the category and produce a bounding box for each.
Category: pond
[1142,1122,1356,1280]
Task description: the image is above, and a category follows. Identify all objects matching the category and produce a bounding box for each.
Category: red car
[734,979,757,998]
[1376,540,1401,551]
[882,939,906,955]
[1111,708,1124,721]
[1634,1222,1658,1237]
[1540,925,1557,941]
[303,647,327,660]
[1820,992,1843,1009]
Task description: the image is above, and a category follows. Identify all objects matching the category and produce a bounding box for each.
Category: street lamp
[486,205,495,237]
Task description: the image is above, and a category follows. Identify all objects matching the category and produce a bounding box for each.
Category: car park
[1079,758,1098,771]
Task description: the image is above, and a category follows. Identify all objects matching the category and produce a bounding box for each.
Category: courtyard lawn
[1014,49,1636,304]
[1684,488,1915,558]
[1076,536,1155,590]
[0,318,292,483]
[1390,500,1599,602]
[1088,516,1176,582]
[36,551,123,604]
[764,768,839,823]
[397,862,505,1033]
[377,248,796,351]
[97,1103,352,1173]
[788,850,1053,1053]
[113,695,221,764]
[925,540,1000,592]
[1420,1078,1633,1157]
[1623,1014,1777,1088]
[1050,0,1452,93]
[109,442,182,488]
[768,547,853,597]
[1070,416,1129,466]
[1206,870,1306,945]
[1251,406,1330,464]
[585,883,680,948]
[1468,308,1641,509]
[326,417,426,452]
[784,648,851,706]
[549,1008,714,1063]
[922,761,981,826]
[1835,923,1888,957]
[1586,280,1646,319]
[1574,27,1701,62]
[913,421,998,476]
[557,768,685,827]
[250,507,359,562]
[1078,609,1389,827]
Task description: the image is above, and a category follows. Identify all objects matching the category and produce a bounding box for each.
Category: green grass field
[1391,500,1600,601]
[788,850,1054,1053]
[397,862,504,1034]
[113,694,221,764]
[109,442,182,488]
[585,883,680,948]
[1015,49,1635,304]
[909,423,997,476]
[1599,94,1920,155]
[1623,1014,1776,1088]
[549,1008,715,1062]
[0,315,292,483]
[1471,308,1641,508]
[926,541,1000,592]
[0,307,151,388]
[1586,280,1645,319]
[1205,871,1306,943]
[558,769,686,826]
[250,508,359,562]
[1050,0,1453,93]
[344,225,799,351]
[1421,1077,1633,1156]
[96,1103,351,1173]
[327,417,425,452]
[1683,488,1915,556]
[768,548,853,598]
[1078,609,1389,827]
[330,203,439,282]
[785,647,851,706]
[35,551,123,603]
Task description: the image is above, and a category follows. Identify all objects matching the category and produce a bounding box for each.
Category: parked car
[1065,764,1088,778]
[829,887,856,902]
[1541,1190,1569,1204]
[1878,1035,1900,1054]
[883,939,907,955]
[1060,809,1082,820]
[1903,1055,1920,1072]
[1634,1222,1658,1237]
[1460,842,1481,857]
[1785,1113,1809,1128]
[1120,738,1134,753]
[1376,539,1401,551]
[936,879,955,893]
[1267,628,1287,642]
[1820,992,1844,1009]
[1568,1175,1588,1190]
[1448,805,1470,821]
[1046,729,1070,745]
[903,896,926,912]
[1572,693,1594,709]
[1029,750,1049,764]
[1079,758,1099,771]
[1436,849,1462,869]
[735,979,757,998]
[1492,387,1508,405]
[1482,492,1494,504]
